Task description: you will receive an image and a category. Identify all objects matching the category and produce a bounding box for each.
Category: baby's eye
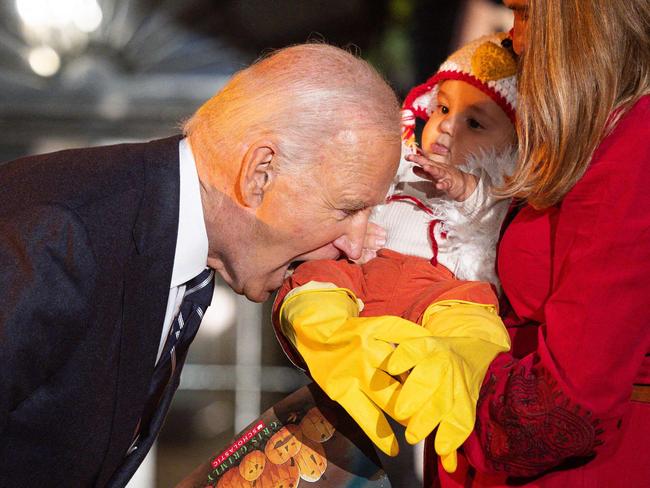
[439,104,449,115]
[468,118,484,130]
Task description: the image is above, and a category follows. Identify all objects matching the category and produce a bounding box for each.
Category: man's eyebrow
[340,199,370,211]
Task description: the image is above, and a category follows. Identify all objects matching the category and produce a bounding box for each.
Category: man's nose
[332,213,369,261]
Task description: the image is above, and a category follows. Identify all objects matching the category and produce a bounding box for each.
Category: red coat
[432,96,650,487]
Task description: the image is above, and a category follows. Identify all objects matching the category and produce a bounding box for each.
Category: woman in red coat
[409,0,650,485]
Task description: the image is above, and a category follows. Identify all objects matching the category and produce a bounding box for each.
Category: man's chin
[238,268,289,303]
[242,288,272,303]
[239,278,278,303]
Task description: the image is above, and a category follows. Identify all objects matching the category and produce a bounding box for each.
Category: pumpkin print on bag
[267,458,300,488]
[249,471,271,488]
[239,450,267,481]
[264,424,303,465]
[299,407,335,443]
[248,461,272,488]
[294,439,327,482]
[217,467,252,488]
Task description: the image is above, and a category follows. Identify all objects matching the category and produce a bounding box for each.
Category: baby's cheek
[492,126,517,152]
[450,138,476,165]
[420,118,439,150]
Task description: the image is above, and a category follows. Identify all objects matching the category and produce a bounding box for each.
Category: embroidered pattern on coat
[476,361,603,477]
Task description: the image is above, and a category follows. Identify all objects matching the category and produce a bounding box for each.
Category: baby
[273,33,517,472]
[368,30,518,288]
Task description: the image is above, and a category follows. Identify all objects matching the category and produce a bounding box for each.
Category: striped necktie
[125,268,215,461]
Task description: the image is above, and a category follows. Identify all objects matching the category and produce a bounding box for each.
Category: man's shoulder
[0,202,95,264]
[0,134,182,166]
[0,135,182,214]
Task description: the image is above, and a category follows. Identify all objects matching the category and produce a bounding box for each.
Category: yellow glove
[386,300,510,472]
[279,281,432,457]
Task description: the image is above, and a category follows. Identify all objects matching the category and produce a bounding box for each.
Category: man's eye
[468,118,484,130]
[337,208,357,220]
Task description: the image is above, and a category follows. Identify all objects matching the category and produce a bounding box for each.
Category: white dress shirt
[155,138,209,364]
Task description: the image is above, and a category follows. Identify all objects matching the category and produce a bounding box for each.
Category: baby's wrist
[456,172,479,202]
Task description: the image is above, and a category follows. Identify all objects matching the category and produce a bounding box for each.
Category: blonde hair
[184,43,400,181]
[502,0,650,208]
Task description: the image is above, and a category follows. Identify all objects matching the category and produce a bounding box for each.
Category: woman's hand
[406,153,478,202]
[385,300,511,472]
[278,283,434,456]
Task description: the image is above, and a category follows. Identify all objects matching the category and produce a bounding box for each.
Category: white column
[234,296,263,431]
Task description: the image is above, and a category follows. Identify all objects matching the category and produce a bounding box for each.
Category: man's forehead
[334,168,393,205]
[317,139,398,201]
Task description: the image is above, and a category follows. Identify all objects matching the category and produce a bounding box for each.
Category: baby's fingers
[412,165,435,181]
[354,248,378,265]
[407,152,450,167]
[436,179,453,191]
[413,165,453,188]
[364,222,387,249]
[405,152,431,167]
[352,222,386,264]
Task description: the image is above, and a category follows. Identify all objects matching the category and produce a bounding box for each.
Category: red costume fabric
[272,249,498,370]
[432,96,650,487]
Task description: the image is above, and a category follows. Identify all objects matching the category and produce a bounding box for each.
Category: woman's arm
[463,99,650,477]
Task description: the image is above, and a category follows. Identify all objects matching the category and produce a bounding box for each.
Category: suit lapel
[97,135,182,486]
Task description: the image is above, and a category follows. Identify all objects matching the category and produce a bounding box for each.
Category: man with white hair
[0,44,412,486]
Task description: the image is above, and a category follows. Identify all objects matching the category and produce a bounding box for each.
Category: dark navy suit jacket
[0,135,184,486]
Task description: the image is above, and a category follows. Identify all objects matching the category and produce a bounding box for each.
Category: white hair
[184,43,400,178]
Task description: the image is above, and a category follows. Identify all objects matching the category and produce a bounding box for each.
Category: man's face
[421,80,515,167]
[217,140,400,302]
[503,0,529,55]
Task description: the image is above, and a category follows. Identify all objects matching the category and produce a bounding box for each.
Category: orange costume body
[273,249,498,369]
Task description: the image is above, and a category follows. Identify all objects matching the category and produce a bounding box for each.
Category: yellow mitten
[386,300,510,472]
[279,281,432,456]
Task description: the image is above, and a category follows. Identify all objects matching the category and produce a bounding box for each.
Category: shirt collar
[170,138,209,288]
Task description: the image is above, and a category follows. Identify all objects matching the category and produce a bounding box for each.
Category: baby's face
[421,80,516,167]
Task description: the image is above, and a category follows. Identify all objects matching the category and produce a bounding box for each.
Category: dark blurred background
[0,0,512,485]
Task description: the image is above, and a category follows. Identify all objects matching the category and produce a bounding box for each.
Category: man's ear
[239,142,276,209]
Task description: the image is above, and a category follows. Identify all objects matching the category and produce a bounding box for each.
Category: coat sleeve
[0,204,96,432]
[461,100,650,477]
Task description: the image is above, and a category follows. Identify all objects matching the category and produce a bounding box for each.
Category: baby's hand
[353,222,386,264]
[406,153,478,202]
